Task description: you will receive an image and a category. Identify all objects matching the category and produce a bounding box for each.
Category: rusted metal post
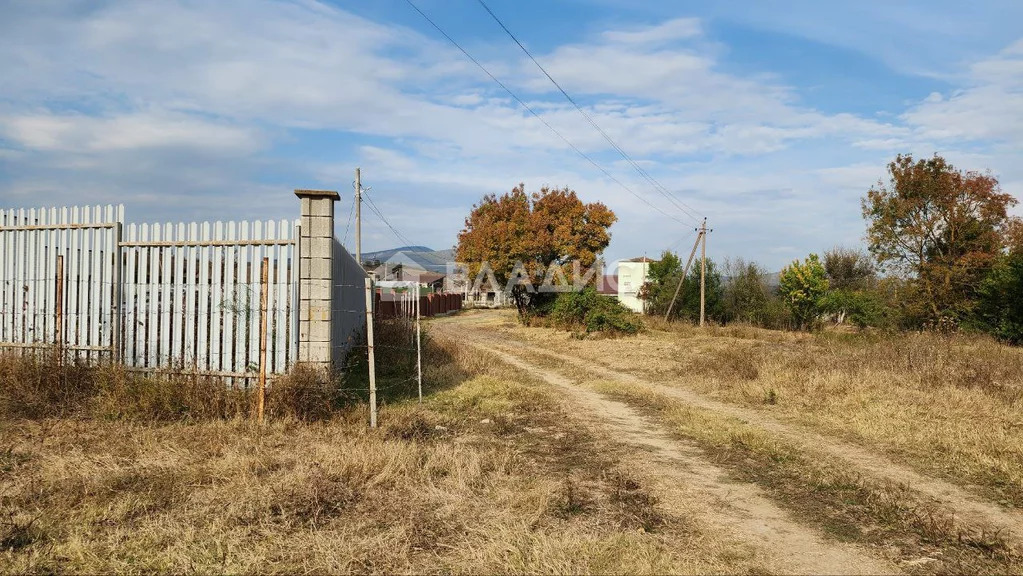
[258,257,269,423]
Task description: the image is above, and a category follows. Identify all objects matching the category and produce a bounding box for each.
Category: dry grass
[489,311,1023,509]
[590,381,1021,575]
[0,339,751,573]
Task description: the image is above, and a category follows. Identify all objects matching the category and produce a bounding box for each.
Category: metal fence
[0,205,123,360]
[0,204,300,384]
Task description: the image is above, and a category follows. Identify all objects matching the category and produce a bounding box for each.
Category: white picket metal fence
[120,219,299,383]
[0,204,300,384]
[0,205,123,359]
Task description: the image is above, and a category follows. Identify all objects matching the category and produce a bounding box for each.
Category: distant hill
[361,245,434,262]
[361,246,454,274]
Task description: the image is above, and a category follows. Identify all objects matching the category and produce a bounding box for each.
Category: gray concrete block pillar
[295,189,339,370]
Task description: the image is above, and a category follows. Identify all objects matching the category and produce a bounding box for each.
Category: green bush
[778,253,830,331]
[975,252,1023,344]
[544,288,641,335]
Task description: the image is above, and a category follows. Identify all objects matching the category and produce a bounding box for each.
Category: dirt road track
[433,314,1023,549]
[433,321,900,574]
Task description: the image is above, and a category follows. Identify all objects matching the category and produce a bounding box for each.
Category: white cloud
[0,112,262,153]
[0,0,1019,269]
[902,40,1023,142]
[601,18,702,45]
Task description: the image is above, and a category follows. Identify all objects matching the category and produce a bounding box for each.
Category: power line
[475,0,703,225]
[402,0,689,226]
[362,189,418,249]
[342,191,356,248]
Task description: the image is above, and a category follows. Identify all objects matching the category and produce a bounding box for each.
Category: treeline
[642,154,1023,344]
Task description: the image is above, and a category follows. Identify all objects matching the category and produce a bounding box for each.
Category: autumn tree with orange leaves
[862,154,1019,326]
[456,184,616,314]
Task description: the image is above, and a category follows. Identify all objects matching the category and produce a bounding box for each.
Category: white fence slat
[270,220,283,373]
[210,221,224,371]
[197,222,212,371]
[246,221,260,377]
[26,208,38,345]
[223,221,236,378]
[68,206,80,349]
[123,224,136,364]
[45,207,57,344]
[236,221,250,379]
[91,207,103,353]
[171,223,186,366]
[102,205,114,350]
[146,223,160,367]
[184,223,198,369]
[159,223,172,366]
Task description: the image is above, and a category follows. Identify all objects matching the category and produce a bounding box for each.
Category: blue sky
[1,0,1021,271]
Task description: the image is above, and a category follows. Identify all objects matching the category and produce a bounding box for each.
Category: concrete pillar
[295,189,339,370]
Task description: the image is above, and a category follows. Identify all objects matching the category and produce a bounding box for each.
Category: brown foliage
[862,154,1017,324]
[455,185,617,311]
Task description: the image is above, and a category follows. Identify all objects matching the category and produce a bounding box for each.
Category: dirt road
[432,312,906,574]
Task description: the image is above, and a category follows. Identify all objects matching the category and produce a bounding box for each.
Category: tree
[862,154,1017,325]
[674,258,724,323]
[823,247,876,291]
[638,250,681,315]
[778,253,829,330]
[638,251,723,322]
[721,257,772,325]
[821,247,878,325]
[975,252,1023,344]
[456,184,616,314]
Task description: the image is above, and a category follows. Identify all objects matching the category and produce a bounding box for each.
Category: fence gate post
[294,189,339,372]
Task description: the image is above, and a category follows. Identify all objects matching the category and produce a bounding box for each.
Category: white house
[616,256,655,313]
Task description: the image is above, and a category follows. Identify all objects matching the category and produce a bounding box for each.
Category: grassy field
[4,310,1023,573]
[0,340,756,574]
[491,313,1023,509]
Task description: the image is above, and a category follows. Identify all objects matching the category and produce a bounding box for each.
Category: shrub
[778,253,829,330]
[975,252,1023,344]
[545,288,641,335]
[721,258,773,325]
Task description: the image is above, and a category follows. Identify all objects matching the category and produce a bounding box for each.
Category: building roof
[597,274,618,295]
[623,256,656,263]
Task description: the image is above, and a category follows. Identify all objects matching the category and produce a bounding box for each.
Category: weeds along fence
[0,194,372,388]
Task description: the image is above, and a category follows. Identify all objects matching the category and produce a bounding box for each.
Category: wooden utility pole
[364,276,378,428]
[416,286,423,404]
[700,218,707,327]
[664,232,703,322]
[355,167,362,268]
[257,257,269,423]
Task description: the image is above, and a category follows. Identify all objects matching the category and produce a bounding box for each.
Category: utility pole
[355,167,362,268]
[416,285,422,404]
[364,276,377,428]
[664,231,703,322]
[700,218,707,327]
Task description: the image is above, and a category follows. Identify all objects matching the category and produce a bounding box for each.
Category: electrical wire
[475,0,704,225]
[342,191,356,248]
[402,0,690,226]
[361,189,418,249]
